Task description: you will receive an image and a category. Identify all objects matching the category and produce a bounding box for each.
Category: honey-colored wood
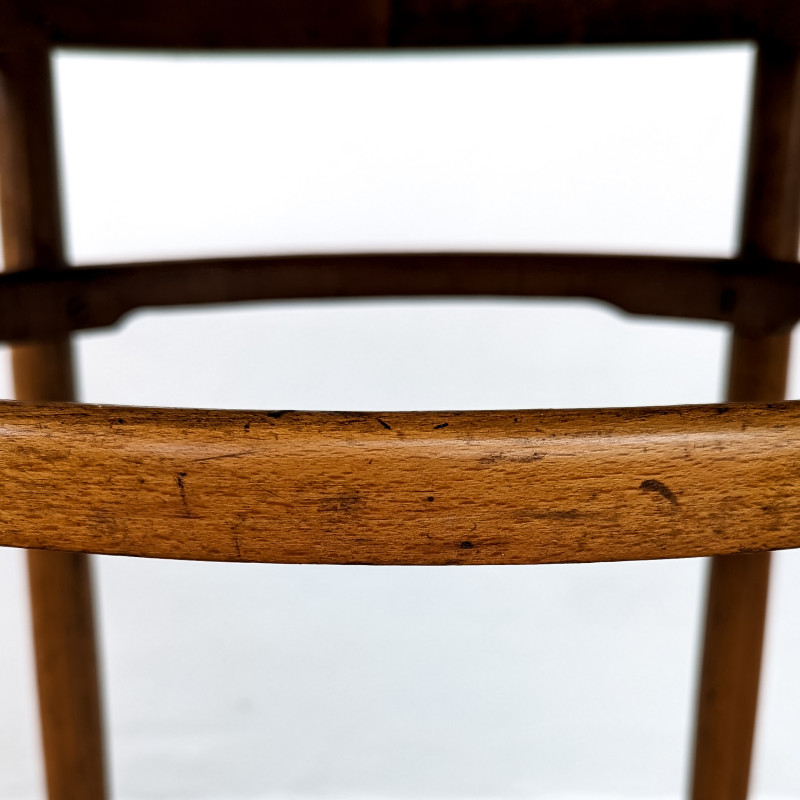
[690,42,800,800]
[0,400,799,565]
[0,44,107,800]
[3,4,799,796]
[0,252,799,342]
[24,550,106,800]
[2,0,800,50]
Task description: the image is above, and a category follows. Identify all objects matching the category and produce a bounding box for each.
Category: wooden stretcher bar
[1,253,799,342]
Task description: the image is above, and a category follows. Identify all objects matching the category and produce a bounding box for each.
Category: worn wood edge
[0,252,798,342]
[1,0,799,49]
[1,399,799,566]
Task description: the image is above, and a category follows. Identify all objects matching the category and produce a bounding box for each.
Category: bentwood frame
[2,3,800,800]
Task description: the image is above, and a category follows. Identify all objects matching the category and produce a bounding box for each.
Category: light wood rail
[1,400,799,566]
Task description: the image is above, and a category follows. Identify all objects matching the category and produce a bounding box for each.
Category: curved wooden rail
[1,253,800,342]
[2,0,799,49]
[1,400,799,565]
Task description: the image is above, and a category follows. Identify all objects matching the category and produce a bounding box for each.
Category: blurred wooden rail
[2,253,800,341]
[2,0,800,49]
[2,399,800,565]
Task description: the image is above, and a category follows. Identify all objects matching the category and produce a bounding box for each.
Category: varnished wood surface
[693,551,772,800]
[1,252,799,342]
[1,400,799,565]
[25,551,106,800]
[2,0,800,49]
[690,42,800,800]
[0,43,107,800]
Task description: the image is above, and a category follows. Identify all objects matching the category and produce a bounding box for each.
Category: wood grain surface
[1,400,799,566]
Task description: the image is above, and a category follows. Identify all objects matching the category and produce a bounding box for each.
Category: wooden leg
[690,40,800,800]
[26,549,106,800]
[0,45,108,800]
[12,339,107,800]
[692,551,771,800]
[691,329,792,800]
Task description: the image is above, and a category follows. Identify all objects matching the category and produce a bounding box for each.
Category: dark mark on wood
[434,423,449,429]
[479,451,545,464]
[267,410,289,418]
[318,492,365,513]
[639,478,679,505]
[377,418,392,430]
[460,540,474,549]
[426,496,434,502]
[175,471,191,515]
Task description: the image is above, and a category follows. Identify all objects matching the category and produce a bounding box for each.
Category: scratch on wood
[175,471,192,516]
[479,451,545,464]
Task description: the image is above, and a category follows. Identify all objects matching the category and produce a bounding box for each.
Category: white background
[2,44,800,799]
